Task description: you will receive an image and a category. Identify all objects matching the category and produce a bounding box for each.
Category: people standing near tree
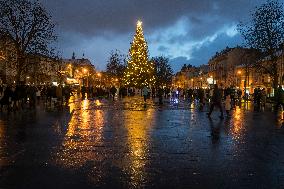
[63,85,71,104]
[110,86,117,101]
[0,85,11,111]
[56,85,63,107]
[27,85,37,108]
[36,86,41,104]
[198,88,205,111]
[207,84,224,119]
[142,86,149,102]
[274,85,284,112]
[81,86,86,99]
[10,85,17,111]
[225,94,231,117]
[158,87,164,105]
[261,88,267,110]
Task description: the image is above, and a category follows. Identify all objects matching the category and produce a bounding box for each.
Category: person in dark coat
[158,87,164,105]
[110,86,117,101]
[275,85,284,111]
[0,86,12,111]
[207,84,224,119]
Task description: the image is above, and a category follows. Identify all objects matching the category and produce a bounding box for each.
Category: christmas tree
[123,20,155,88]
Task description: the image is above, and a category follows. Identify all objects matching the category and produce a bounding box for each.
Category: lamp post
[97,72,101,87]
[237,70,242,89]
[26,76,30,85]
[68,64,72,77]
[83,68,89,87]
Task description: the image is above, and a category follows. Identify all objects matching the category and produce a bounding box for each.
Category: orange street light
[97,73,101,77]
[237,70,242,74]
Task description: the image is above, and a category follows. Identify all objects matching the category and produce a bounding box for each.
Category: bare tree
[238,0,284,90]
[106,50,126,82]
[0,0,56,83]
[151,56,173,88]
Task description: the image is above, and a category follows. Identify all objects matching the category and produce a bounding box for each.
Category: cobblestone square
[0,97,283,189]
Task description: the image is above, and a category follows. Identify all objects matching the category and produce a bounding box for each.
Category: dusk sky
[40,0,269,72]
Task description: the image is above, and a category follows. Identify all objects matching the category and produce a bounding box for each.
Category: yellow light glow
[55,99,105,168]
[137,20,143,27]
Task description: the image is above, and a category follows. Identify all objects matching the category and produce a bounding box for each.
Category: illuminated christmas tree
[123,20,155,88]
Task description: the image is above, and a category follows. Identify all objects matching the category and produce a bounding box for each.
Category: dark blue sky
[41,0,270,72]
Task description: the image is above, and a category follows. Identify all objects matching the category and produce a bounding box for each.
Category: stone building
[62,53,96,86]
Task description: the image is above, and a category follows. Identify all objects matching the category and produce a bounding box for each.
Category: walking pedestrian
[261,88,267,110]
[274,85,284,111]
[142,86,149,102]
[110,86,117,101]
[207,84,224,119]
[225,94,231,117]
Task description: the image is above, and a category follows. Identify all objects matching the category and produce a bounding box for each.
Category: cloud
[40,0,267,72]
[169,57,192,72]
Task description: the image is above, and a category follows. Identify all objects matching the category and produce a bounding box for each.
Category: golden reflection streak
[95,99,102,106]
[123,109,155,187]
[230,107,245,141]
[68,95,76,114]
[56,99,105,168]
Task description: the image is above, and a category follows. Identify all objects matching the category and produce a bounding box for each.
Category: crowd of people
[0,84,72,111]
[0,82,283,116]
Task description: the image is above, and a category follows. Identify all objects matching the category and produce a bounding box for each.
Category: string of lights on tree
[123,20,155,88]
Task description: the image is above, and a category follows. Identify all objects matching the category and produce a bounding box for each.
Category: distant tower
[82,53,85,59]
[72,52,75,59]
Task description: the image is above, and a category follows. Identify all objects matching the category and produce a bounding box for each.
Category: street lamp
[97,73,102,86]
[66,64,72,77]
[82,68,89,86]
[26,76,30,85]
[237,70,242,89]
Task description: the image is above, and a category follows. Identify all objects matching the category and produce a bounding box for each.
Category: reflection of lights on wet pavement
[124,109,155,187]
[230,107,245,141]
[170,98,179,104]
[95,100,101,106]
[82,99,89,110]
[68,95,80,113]
[1,95,284,188]
[174,98,179,104]
[56,99,105,168]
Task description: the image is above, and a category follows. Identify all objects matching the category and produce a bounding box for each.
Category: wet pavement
[0,96,284,189]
